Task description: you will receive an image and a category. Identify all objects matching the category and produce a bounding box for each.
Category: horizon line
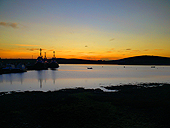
[1,55,170,61]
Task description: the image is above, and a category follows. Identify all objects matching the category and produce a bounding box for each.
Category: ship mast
[53,51,55,58]
[40,48,42,57]
[44,52,47,59]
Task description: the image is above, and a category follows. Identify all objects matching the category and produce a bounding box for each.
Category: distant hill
[1,55,170,65]
[56,58,111,64]
[114,55,170,65]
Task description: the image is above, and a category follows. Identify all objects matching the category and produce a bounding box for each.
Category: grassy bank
[0,83,170,128]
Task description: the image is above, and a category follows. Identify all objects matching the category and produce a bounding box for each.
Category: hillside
[114,55,170,65]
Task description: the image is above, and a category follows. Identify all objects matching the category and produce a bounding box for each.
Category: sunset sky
[0,0,170,60]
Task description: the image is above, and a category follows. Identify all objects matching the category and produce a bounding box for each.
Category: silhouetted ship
[87,67,93,69]
[1,63,27,74]
[49,51,59,69]
[34,48,48,70]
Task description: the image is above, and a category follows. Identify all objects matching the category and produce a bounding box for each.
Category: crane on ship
[49,51,59,69]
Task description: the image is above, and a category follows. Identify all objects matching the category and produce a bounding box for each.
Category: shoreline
[0,82,169,94]
[0,83,170,127]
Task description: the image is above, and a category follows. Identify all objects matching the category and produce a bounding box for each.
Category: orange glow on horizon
[1,45,170,60]
[0,50,126,60]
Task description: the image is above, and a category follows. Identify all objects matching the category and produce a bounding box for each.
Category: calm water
[0,64,170,92]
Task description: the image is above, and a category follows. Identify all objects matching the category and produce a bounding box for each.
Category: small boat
[2,64,27,74]
[151,66,155,68]
[2,64,16,74]
[16,63,27,72]
[87,67,93,69]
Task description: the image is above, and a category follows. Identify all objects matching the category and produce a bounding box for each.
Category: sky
[0,0,170,60]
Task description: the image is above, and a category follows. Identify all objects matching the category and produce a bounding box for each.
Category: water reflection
[39,79,42,88]
[35,69,58,88]
[52,69,57,84]
[18,73,23,85]
[0,65,170,92]
[37,70,43,88]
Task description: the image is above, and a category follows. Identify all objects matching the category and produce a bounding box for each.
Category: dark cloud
[109,38,115,41]
[132,50,140,52]
[154,49,163,51]
[26,48,39,51]
[106,51,112,53]
[14,44,39,46]
[27,48,46,51]
[0,22,18,28]
[68,55,76,58]
[125,49,140,53]
[106,48,114,53]
[10,23,18,28]
[0,49,10,51]
[48,49,54,51]
[65,51,71,53]
[144,49,149,51]
[48,49,62,52]
[0,22,7,26]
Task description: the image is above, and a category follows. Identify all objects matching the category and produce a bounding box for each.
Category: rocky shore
[0,83,170,128]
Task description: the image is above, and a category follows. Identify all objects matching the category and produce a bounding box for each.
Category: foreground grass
[0,83,170,128]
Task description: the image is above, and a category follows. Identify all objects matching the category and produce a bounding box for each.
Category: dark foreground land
[0,83,170,128]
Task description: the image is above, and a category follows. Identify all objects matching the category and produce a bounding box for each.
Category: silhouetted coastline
[1,55,170,75]
[1,55,170,66]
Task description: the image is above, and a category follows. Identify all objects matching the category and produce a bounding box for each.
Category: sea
[0,64,170,92]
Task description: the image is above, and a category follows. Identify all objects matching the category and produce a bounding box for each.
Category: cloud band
[0,22,18,28]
